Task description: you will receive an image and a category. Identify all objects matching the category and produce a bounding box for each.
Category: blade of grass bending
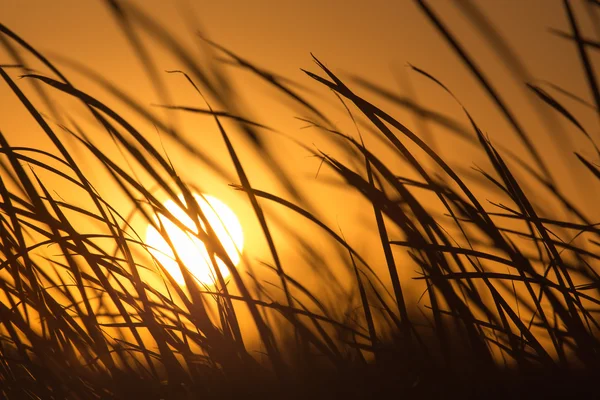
[153,104,275,131]
[528,84,599,156]
[550,28,600,50]
[542,80,598,110]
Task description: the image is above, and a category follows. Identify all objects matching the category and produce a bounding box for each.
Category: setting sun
[145,194,244,286]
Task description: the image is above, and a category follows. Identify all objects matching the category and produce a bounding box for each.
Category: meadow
[1,0,599,398]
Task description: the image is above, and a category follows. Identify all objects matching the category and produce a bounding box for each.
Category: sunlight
[145,194,244,286]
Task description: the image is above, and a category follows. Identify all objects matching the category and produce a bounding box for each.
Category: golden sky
[1,2,600,370]
[2,0,595,163]
[1,0,598,302]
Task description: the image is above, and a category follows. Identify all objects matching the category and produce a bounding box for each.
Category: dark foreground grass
[1,0,600,398]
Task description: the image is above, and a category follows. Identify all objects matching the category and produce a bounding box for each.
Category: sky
[1,0,599,298]
[1,1,595,166]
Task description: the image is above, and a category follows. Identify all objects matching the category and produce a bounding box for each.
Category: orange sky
[2,1,596,167]
[1,0,599,299]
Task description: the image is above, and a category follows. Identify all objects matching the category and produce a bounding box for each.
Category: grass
[1,0,600,398]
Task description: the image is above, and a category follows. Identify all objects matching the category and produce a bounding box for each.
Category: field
[1,1,600,398]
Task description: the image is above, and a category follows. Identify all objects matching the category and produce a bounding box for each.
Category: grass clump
[1,1,600,398]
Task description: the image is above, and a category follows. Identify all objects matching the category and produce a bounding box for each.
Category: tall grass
[1,0,599,398]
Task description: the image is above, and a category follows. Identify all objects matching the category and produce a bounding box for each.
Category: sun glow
[145,194,244,286]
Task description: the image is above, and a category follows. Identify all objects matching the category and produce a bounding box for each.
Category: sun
[145,193,244,286]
